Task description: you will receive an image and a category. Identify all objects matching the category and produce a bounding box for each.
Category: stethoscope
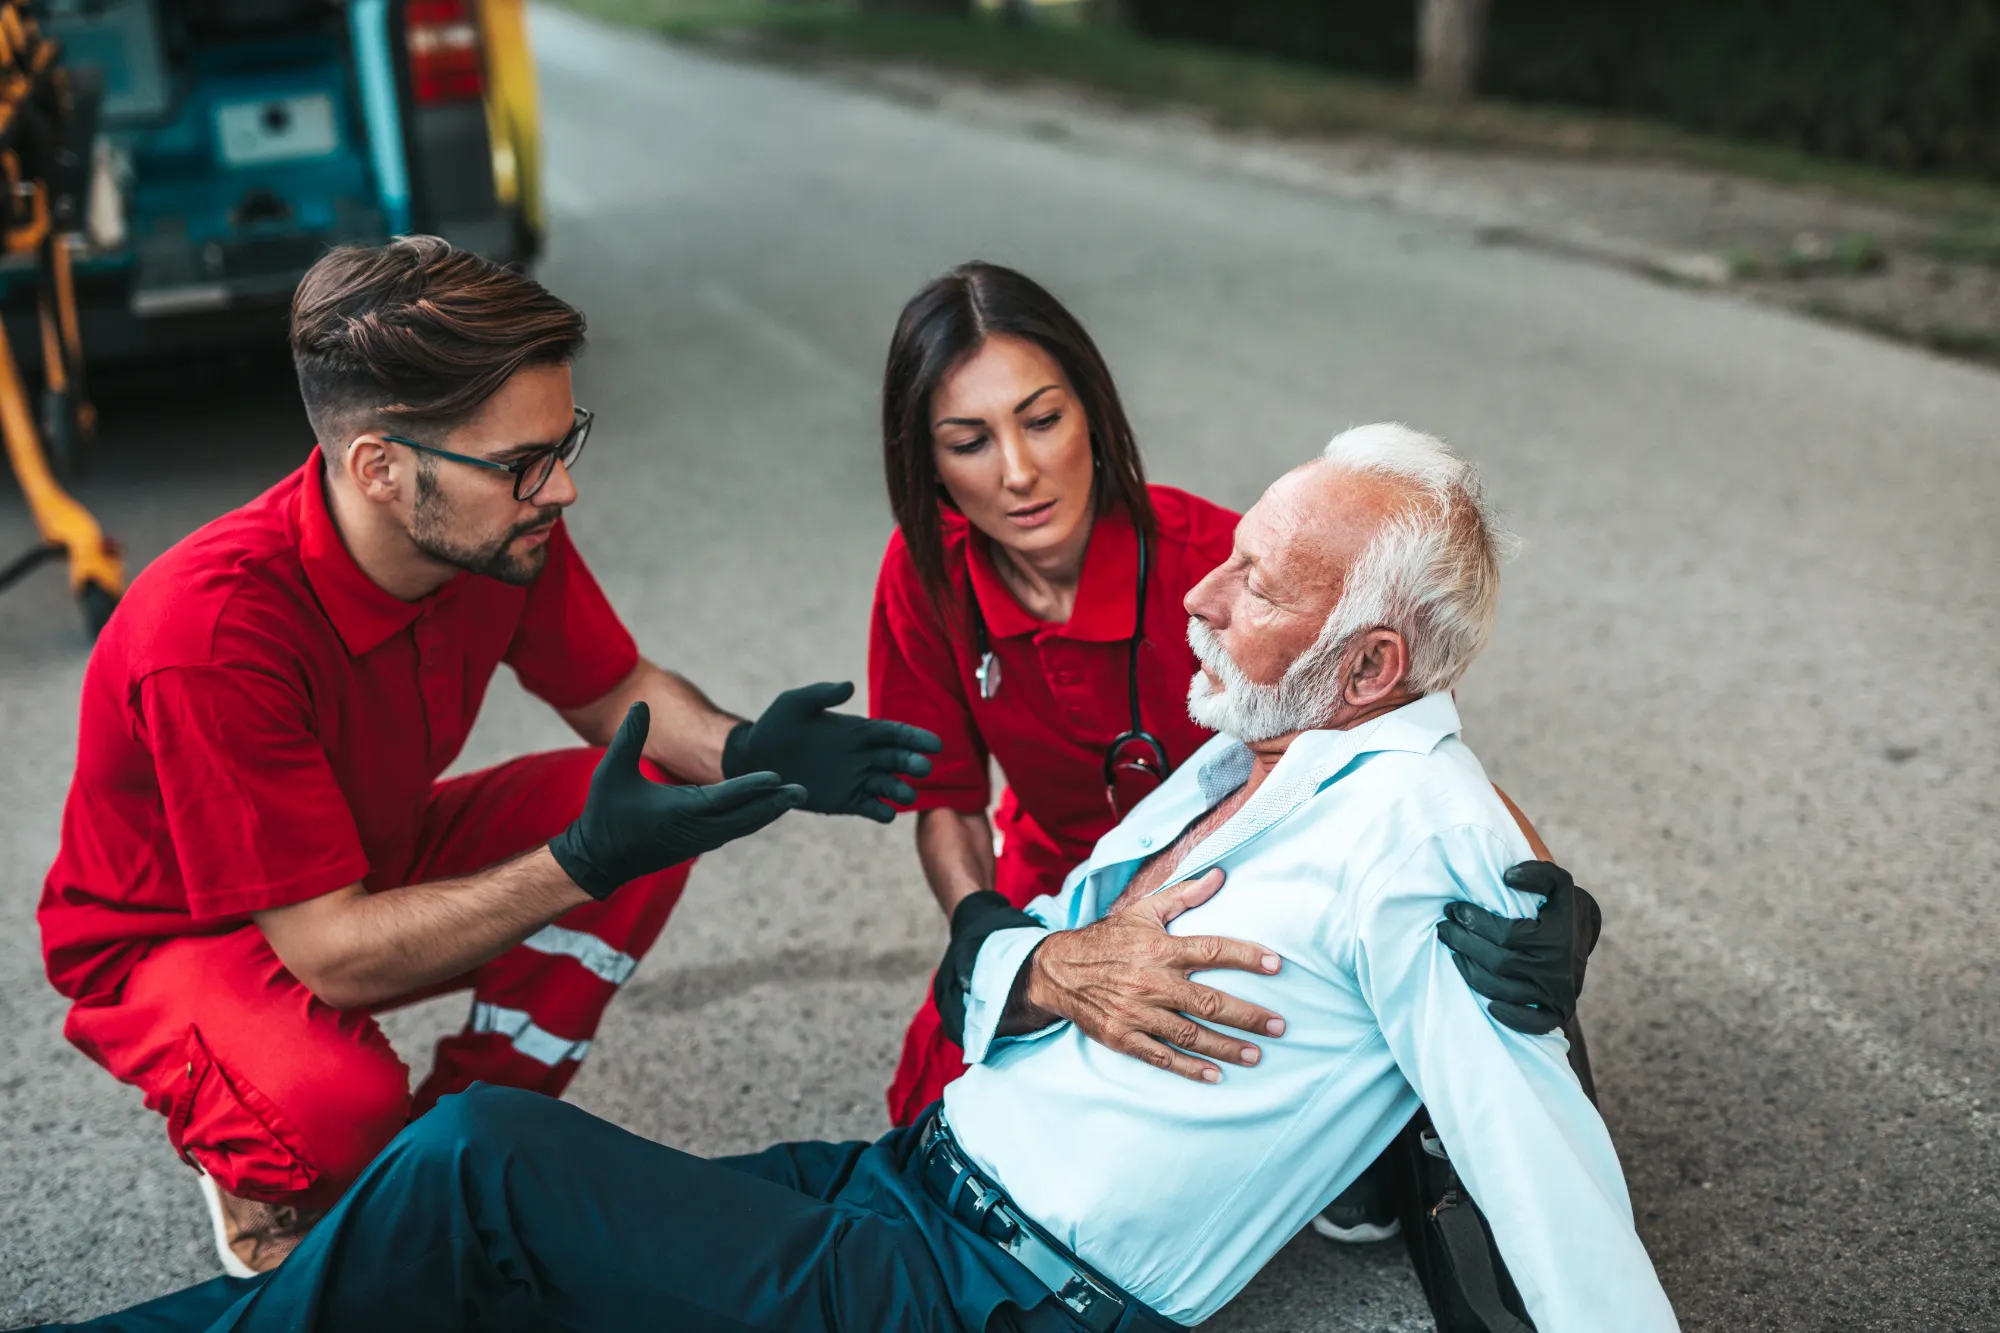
[969,528,1171,818]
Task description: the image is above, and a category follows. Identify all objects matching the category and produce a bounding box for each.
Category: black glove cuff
[720,720,755,780]
[548,825,617,902]
[934,890,1041,1048]
[1572,884,1603,996]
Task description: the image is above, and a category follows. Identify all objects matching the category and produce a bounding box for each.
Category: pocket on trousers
[168,1025,319,1199]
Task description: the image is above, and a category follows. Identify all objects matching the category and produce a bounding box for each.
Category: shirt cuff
[906,786,992,816]
[960,925,1059,1064]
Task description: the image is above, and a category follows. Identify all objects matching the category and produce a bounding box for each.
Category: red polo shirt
[39,455,638,1001]
[868,486,1239,905]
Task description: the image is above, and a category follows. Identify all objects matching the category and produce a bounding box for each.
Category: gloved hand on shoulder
[1435,860,1602,1035]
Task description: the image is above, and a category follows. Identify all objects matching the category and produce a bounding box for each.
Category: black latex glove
[550,703,807,900]
[722,681,942,823]
[1436,860,1602,1035]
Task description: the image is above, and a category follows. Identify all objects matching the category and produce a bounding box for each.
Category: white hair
[1185,423,1508,742]
[1313,422,1510,696]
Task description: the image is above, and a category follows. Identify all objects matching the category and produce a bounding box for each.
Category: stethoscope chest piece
[976,651,1003,700]
[964,529,1169,820]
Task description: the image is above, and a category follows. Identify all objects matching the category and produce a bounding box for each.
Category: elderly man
[38,425,1676,1333]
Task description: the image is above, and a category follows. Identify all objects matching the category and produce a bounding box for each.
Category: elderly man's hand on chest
[1003,869,1289,1083]
[997,859,1604,1084]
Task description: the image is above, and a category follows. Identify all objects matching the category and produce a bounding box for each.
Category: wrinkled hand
[1015,868,1286,1083]
[1436,860,1603,1035]
[551,703,807,900]
[723,682,941,823]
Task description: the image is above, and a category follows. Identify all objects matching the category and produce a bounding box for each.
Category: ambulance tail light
[405,0,485,106]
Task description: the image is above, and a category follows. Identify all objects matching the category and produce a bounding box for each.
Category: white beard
[1185,617,1345,744]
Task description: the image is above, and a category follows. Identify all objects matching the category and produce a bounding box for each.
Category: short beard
[408,457,559,587]
[1185,616,1347,743]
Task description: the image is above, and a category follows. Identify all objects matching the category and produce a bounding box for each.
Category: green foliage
[1125,0,2000,181]
[560,0,848,34]
[555,0,2000,216]
[1727,232,1890,280]
[1931,216,2000,266]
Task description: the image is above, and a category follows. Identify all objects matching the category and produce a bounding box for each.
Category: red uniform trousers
[61,747,692,1212]
[884,801,1079,1127]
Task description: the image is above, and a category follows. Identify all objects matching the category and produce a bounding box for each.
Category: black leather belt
[917,1113,1129,1333]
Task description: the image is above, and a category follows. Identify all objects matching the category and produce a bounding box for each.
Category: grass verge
[553,0,2000,225]
[1804,299,2000,363]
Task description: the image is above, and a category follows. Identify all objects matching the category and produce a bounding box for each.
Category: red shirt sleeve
[867,535,989,815]
[139,666,370,921]
[505,521,641,711]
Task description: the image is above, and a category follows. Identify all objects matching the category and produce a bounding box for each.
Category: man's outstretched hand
[1004,868,1287,1084]
[551,703,808,900]
[723,682,942,823]
[1436,860,1602,1035]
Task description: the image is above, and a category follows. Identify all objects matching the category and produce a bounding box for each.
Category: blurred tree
[1000,0,1034,25]
[1418,0,1488,100]
[1125,0,2000,178]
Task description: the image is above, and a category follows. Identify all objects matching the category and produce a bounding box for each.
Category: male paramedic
[35,236,941,1276]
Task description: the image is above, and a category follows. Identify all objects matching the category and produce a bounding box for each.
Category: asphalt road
[4,9,1998,1329]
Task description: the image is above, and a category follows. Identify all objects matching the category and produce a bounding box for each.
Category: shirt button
[1055,671,1075,684]
[1138,836,1153,848]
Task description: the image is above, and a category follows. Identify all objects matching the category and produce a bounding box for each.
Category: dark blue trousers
[31,1085,1141,1333]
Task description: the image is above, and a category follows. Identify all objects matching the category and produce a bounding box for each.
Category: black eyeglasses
[382,406,593,502]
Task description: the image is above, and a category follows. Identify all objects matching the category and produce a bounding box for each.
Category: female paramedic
[865,264,1598,1248]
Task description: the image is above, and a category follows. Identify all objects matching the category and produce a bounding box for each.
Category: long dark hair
[882,261,1156,621]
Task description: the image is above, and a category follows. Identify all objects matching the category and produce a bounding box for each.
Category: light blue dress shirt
[940,693,1678,1331]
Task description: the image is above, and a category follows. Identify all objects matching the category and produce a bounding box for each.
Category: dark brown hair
[882,261,1155,620]
[290,235,586,455]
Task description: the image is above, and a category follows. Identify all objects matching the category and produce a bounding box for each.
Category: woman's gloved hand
[551,703,807,900]
[1435,860,1603,1035]
[722,681,942,823]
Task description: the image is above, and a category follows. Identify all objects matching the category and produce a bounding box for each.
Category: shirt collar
[1091,694,1466,877]
[1183,692,1464,796]
[297,454,462,657]
[961,504,1141,644]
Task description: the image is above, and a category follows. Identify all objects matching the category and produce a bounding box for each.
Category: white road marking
[1558,827,1992,1144]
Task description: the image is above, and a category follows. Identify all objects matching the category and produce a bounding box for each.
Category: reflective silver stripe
[520,924,638,985]
[468,1001,592,1066]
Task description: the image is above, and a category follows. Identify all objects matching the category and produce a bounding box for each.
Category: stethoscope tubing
[967,525,1171,785]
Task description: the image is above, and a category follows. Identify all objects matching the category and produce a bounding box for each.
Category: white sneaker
[197,1170,319,1276]
[1312,1159,1402,1245]
[1309,1210,1402,1244]
[197,1171,260,1279]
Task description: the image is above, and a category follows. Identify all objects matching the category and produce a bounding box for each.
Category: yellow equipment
[478,0,544,245]
[0,0,119,639]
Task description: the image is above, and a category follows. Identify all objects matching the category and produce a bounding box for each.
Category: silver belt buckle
[929,1117,1125,1333]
